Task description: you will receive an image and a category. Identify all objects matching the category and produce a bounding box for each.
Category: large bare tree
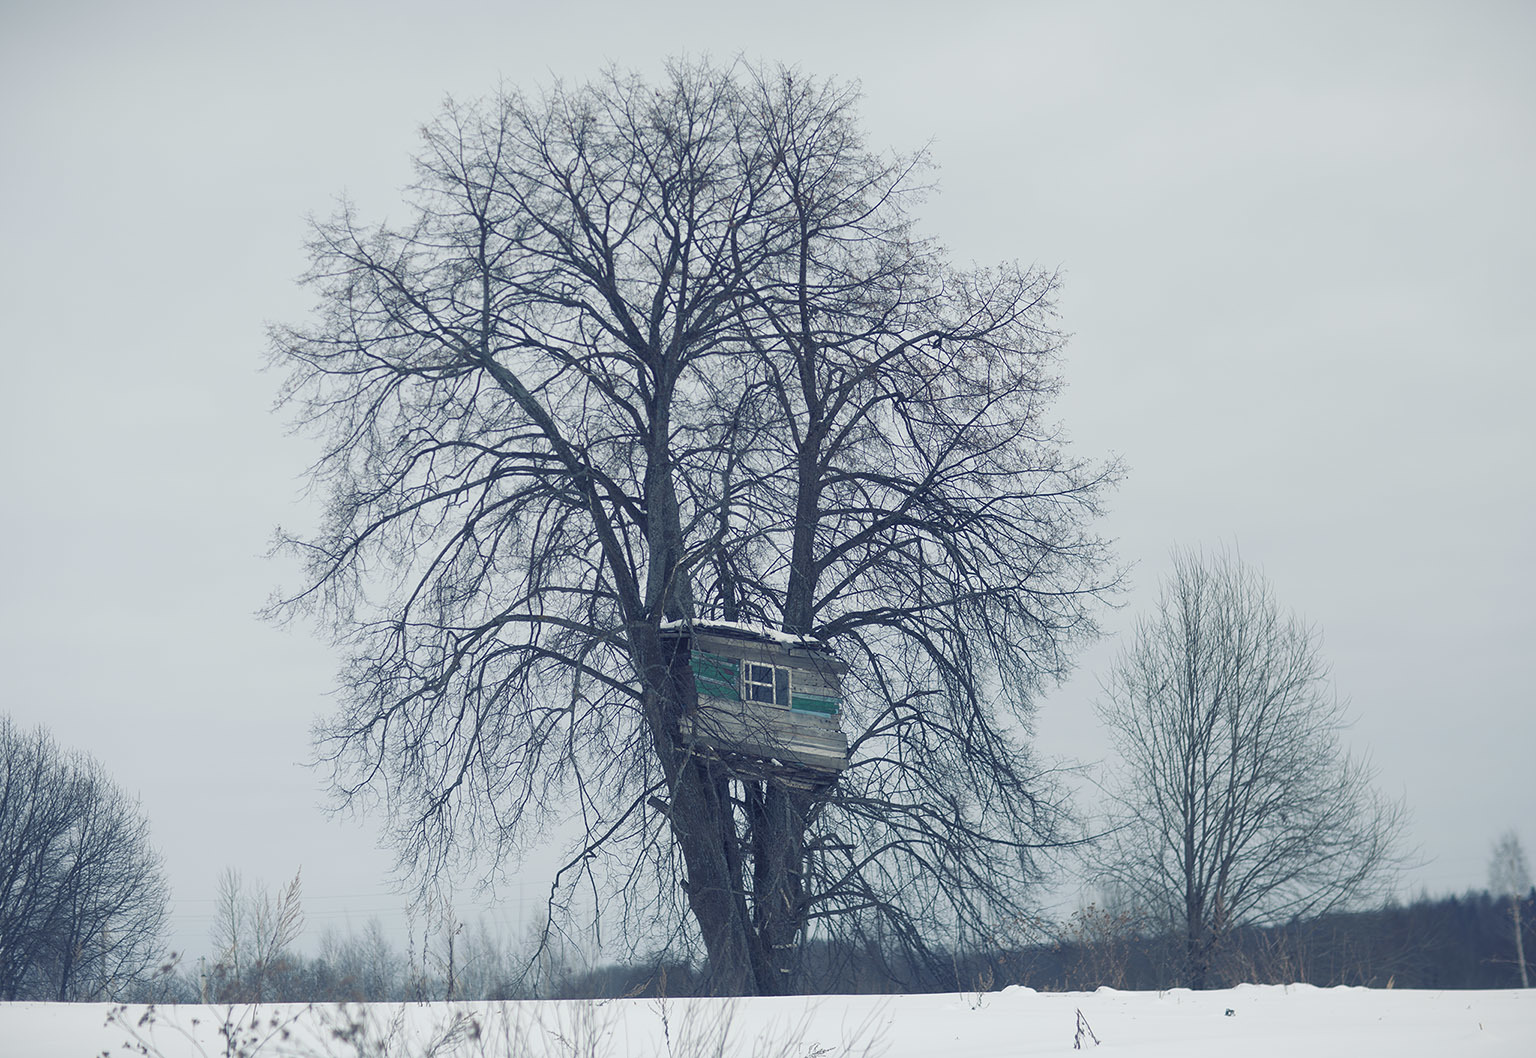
[272,61,1116,994]
[1093,549,1406,989]
[0,715,169,1000]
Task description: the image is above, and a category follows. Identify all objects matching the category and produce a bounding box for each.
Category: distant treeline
[109,888,1532,1003]
[961,888,1536,994]
[559,889,1536,997]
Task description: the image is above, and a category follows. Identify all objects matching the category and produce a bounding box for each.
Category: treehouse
[659,620,850,786]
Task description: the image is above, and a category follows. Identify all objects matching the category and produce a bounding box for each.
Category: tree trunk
[633,611,758,994]
[635,405,762,993]
[1514,897,1529,989]
[1185,890,1211,989]
[763,433,827,992]
[748,781,810,994]
[1185,927,1209,990]
[671,755,756,994]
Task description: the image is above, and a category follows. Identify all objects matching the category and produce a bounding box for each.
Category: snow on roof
[659,619,824,649]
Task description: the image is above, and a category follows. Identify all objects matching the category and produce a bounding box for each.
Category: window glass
[744,662,789,705]
[745,663,775,703]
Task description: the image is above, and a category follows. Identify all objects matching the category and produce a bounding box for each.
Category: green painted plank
[696,677,739,700]
[691,650,740,700]
[791,694,839,716]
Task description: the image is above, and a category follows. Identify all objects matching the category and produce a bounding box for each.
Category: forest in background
[105,888,1533,1004]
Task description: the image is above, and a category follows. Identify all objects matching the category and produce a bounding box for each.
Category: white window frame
[742,661,791,706]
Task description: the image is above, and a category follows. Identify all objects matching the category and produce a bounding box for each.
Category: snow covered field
[9,984,1533,1057]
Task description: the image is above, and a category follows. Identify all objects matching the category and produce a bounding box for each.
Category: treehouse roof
[658,619,821,648]
[658,620,848,674]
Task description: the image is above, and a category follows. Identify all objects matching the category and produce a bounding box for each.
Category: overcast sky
[3,0,1532,964]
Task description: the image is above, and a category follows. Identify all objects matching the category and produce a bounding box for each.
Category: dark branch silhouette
[271,60,1117,994]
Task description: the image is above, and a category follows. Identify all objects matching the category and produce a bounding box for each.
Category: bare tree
[1488,830,1531,987]
[271,60,1116,994]
[1092,549,1406,989]
[316,917,402,1000]
[0,714,169,1000]
[208,867,305,1001]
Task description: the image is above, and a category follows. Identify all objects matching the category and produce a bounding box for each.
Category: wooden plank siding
[668,625,851,776]
[789,693,838,716]
[690,650,742,700]
[679,695,849,775]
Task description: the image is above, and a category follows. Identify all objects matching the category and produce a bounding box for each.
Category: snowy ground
[9,984,1533,1057]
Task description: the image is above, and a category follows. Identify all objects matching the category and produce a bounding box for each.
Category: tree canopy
[272,60,1117,993]
[0,715,168,1000]
[1093,549,1405,988]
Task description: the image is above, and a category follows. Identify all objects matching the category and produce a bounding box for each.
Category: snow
[9,984,1534,1057]
[659,619,824,648]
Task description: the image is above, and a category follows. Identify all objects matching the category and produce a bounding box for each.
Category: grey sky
[2,1,1531,963]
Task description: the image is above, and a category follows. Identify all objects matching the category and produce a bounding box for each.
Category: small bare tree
[209,867,305,1001]
[316,917,401,1000]
[1093,549,1406,988]
[1488,830,1531,988]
